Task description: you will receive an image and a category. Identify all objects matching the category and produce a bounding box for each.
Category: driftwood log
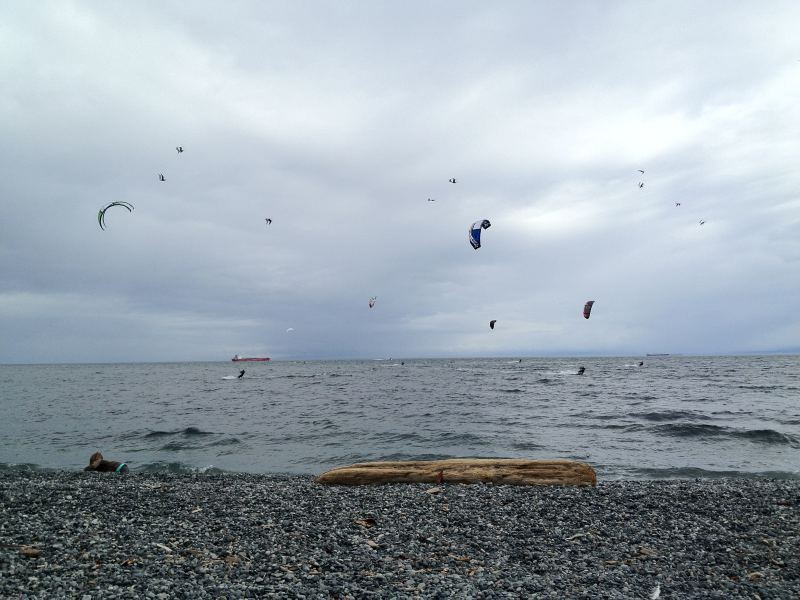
[316,458,596,487]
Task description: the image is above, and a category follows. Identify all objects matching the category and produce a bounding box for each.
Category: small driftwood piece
[316,458,596,487]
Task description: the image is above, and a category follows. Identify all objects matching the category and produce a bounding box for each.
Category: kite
[286,327,295,333]
[369,296,377,308]
[469,219,491,250]
[583,300,595,319]
[97,201,134,230]
[489,320,497,330]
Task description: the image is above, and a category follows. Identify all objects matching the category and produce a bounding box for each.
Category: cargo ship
[231,354,271,362]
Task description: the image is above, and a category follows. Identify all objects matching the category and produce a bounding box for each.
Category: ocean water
[1,356,798,479]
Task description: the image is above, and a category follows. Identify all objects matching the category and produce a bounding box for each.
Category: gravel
[1,472,798,598]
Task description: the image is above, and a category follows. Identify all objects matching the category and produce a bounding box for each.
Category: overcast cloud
[1,1,798,363]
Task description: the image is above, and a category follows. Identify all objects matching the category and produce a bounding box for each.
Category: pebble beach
[1,472,798,598]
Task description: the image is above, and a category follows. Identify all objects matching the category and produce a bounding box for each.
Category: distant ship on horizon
[231,354,271,362]
[646,353,670,357]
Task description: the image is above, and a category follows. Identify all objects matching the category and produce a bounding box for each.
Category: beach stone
[315,458,597,486]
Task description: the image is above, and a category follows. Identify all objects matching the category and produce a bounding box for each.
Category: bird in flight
[427,198,435,202]
[699,220,705,226]
[176,146,184,154]
[158,173,166,182]
[449,178,457,184]
[265,218,272,226]
[638,182,644,189]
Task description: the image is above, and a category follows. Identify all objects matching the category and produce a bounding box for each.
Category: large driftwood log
[316,458,596,487]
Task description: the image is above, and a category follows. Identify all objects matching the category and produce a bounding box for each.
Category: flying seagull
[449,178,457,184]
[638,169,645,174]
[158,173,166,182]
[176,146,184,154]
[427,198,435,202]
[265,218,272,225]
[638,182,644,189]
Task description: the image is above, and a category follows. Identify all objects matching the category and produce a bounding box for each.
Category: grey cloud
[1,1,798,362]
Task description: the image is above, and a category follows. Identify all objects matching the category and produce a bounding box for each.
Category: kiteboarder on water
[238,369,245,379]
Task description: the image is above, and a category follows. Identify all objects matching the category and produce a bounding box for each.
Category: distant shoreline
[2,351,800,365]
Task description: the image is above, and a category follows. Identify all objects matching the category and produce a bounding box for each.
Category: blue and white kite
[468,219,491,250]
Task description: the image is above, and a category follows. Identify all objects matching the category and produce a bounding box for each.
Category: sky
[1,1,799,363]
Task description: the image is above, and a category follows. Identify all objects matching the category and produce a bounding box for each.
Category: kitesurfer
[237,369,245,379]
[577,366,585,375]
[638,361,644,367]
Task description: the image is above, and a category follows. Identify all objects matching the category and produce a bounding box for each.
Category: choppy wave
[654,424,800,447]
[627,467,800,480]
[631,410,712,422]
[367,431,487,446]
[159,437,242,451]
[2,356,799,478]
[510,441,544,451]
[144,427,214,438]
[736,384,780,391]
[0,462,53,472]
[134,461,226,474]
